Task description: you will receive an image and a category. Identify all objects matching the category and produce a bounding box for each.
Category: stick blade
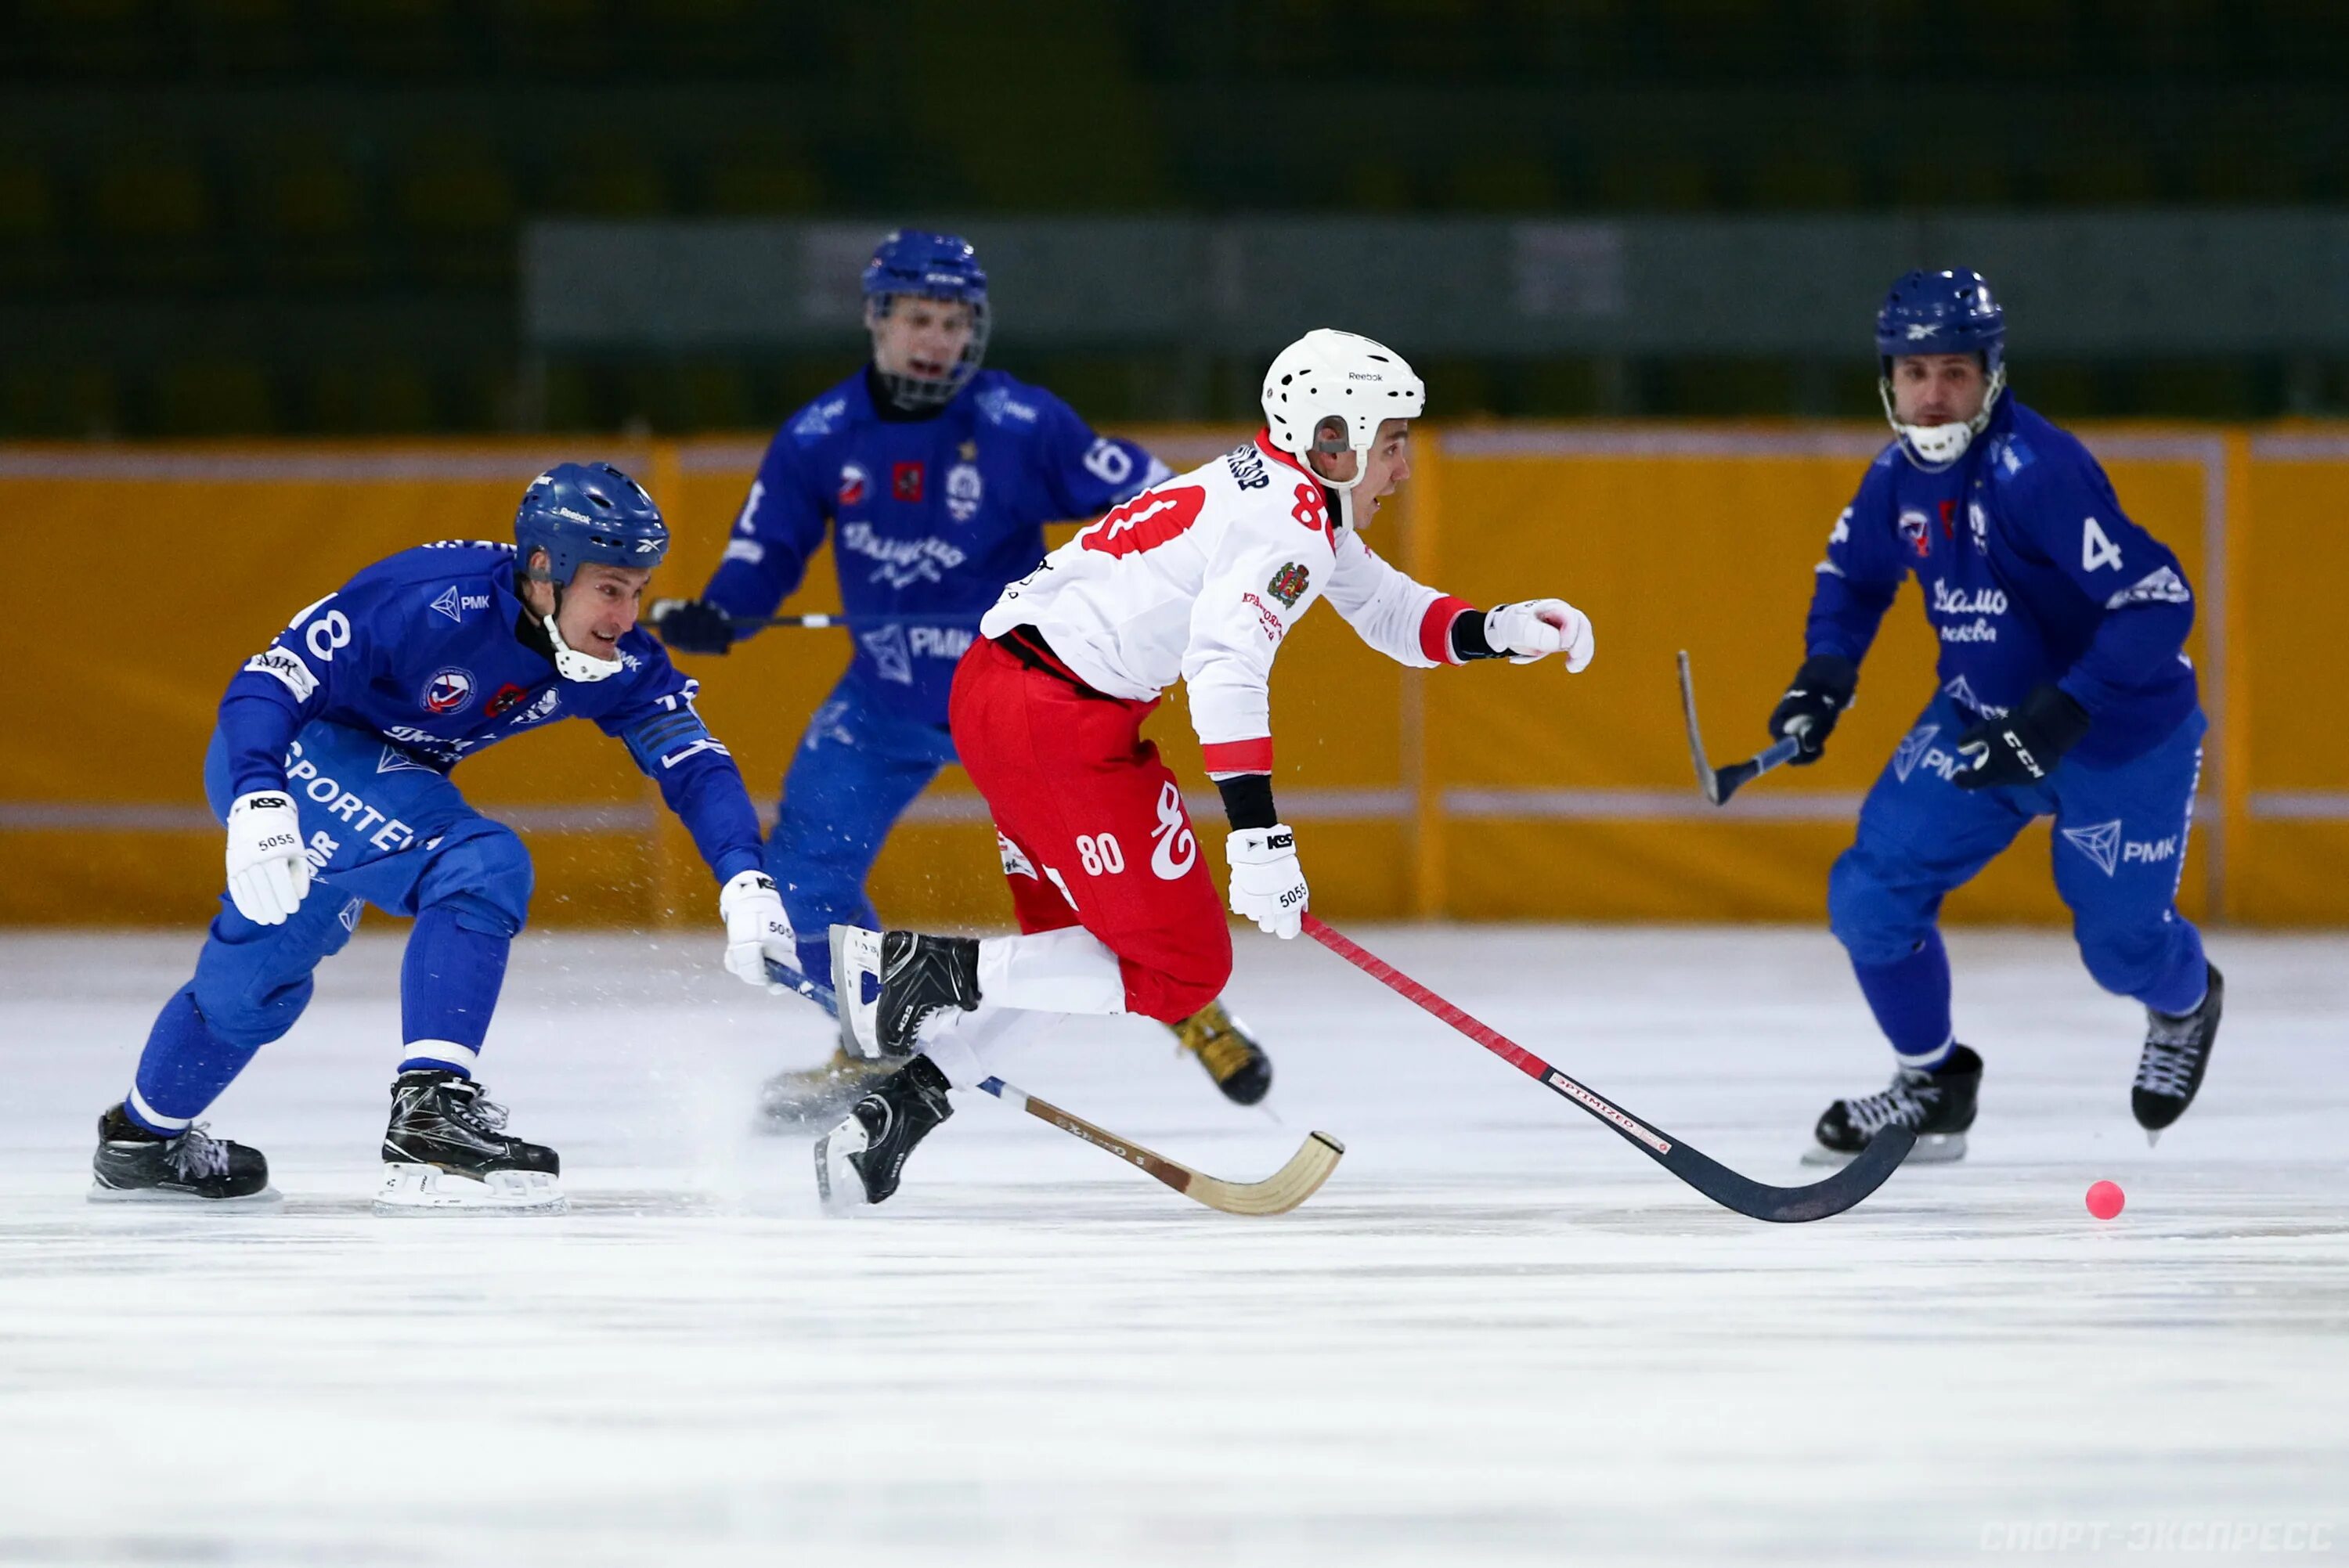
[1185,1132,1345,1217]
[1727,1124,1916,1223]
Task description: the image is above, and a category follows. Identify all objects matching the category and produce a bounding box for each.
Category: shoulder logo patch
[1266,561,1311,607]
[431,586,464,623]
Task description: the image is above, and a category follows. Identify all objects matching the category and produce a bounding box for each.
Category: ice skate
[89,1104,276,1204]
[755,1047,901,1135]
[1803,1044,1982,1166]
[1170,998,1272,1106]
[832,925,980,1060]
[814,1053,954,1210]
[374,1069,565,1216]
[2135,963,2222,1143]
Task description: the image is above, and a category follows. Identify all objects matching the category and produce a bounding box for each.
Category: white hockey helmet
[1261,328,1424,531]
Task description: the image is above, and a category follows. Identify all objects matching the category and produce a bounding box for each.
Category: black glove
[651,597,737,656]
[1767,654,1858,766]
[1954,684,2091,791]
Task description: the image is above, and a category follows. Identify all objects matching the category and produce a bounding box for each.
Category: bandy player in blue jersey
[88,464,795,1212]
[652,231,1276,1125]
[1777,271,2223,1164]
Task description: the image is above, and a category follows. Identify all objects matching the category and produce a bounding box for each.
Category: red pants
[950,636,1230,1023]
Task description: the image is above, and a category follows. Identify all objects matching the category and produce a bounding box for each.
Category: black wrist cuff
[1449,607,1506,661]
[1214,772,1279,831]
[2020,683,2094,748]
[1794,652,1860,705]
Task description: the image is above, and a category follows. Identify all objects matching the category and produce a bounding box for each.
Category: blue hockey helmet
[1875,269,2008,471]
[514,461,668,588]
[861,229,990,409]
[1875,269,2004,372]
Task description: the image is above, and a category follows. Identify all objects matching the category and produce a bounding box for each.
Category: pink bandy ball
[2086,1180,2126,1220]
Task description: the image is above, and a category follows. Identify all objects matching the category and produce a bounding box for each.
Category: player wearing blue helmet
[1772,271,2221,1164]
[651,229,1278,1126]
[89,463,790,1212]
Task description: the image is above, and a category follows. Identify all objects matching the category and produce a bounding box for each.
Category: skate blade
[1802,1131,1967,1167]
[88,1182,283,1206]
[372,1162,567,1217]
[812,1123,874,1214]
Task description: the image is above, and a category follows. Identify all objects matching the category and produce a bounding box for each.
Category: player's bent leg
[399,820,532,1076]
[1811,697,2030,1163]
[758,712,947,1128]
[93,890,363,1203]
[767,687,947,988]
[374,819,562,1214]
[2048,715,2219,1139]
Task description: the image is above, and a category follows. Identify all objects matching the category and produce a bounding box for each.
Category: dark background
[7,0,2347,437]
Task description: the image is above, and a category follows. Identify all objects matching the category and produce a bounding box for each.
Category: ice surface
[2,925,2344,1567]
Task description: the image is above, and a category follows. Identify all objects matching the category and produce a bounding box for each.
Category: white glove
[225,790,310,927]
[1485,599,1595,672]
[719,869,796,989]
[1225,824,1308,939]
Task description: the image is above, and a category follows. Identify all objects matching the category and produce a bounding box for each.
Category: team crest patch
[1899,509,1932,558]
[485,682,528,717]
[1266,561,1311,608]
[423,668,474,716]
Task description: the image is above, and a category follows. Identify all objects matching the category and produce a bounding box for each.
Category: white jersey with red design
[979,428,1470,775]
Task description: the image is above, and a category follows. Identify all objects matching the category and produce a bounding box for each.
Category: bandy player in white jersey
[820,328,1596,1206]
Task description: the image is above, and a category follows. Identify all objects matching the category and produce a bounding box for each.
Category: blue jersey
[216,541,764,885]
[1807,398,2198,768]
[702,367,1169,725]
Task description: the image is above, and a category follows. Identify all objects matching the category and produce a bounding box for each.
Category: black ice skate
[1803,1044,1983,1166]
[814,1052,954,1209]
[1170,998,1273,1106]
[375,1069,565,1216]
[831,926,980,1060]
[89,1104,276,1204]
[2134,963,2223,1144]
[755,1047,902,1135]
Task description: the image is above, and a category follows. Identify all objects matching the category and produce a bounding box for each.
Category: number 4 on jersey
[2082,515,2124,574]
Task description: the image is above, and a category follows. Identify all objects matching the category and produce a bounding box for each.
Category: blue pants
[767,673,959,987]
[1828,692,2209,1062]
[124,721,532,1133]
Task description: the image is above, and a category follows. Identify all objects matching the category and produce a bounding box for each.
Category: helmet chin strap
[543,586,626,683]
[1310,433,1376,532]
[1883,362,2008,474]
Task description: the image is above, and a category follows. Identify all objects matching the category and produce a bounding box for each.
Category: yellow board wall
[1,424,2334,928]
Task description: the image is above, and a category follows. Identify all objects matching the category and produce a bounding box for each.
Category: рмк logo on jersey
[423,668,475,716]
[2061,819,2123,877]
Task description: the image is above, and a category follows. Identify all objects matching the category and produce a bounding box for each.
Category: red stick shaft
[1301,914,1553,1085]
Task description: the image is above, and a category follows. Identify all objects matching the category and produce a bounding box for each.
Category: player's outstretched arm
[604,664,778,985]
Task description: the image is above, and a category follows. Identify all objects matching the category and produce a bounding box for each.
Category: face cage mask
[1880,359,2007,473]
[868,294,991,411]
